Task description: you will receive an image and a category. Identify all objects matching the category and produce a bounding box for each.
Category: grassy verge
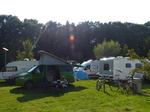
[0,79,150,112]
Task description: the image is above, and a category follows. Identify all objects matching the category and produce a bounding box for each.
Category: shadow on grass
[142,83,150,89]
[10,84,88,102]
[0,82,16,87]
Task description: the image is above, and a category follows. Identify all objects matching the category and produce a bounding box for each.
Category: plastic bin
[133,78,142,94]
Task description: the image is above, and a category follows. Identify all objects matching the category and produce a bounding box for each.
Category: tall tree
[122,44,129,56]
[16,39,34,60]
[93,39,122,59]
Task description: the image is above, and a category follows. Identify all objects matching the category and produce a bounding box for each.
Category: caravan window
[60,65,73,72]
[104,64,109,70]
[93,65,98,69]
[34,66,43,73]
[28,66,37,72]
[2,66,18,72]
[126,63,131,68]
[84,65,90,70]
[135,63,141,68]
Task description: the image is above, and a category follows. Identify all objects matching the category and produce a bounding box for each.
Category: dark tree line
[0,15,150,69]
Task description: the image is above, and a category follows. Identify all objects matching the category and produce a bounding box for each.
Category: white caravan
[99,57,141,80]
[0,61,39,81]
[75,60,100,78]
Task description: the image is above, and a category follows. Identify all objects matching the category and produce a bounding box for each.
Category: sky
[0,0,150,25]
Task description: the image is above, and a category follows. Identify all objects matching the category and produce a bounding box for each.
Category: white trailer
[0,61,39,81]
[75,60,100,78]
[99,57,141,80]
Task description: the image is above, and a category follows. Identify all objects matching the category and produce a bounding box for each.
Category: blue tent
[74,71,89,80]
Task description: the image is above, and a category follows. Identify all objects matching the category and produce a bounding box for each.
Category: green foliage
[16,39,34,60]
[127,49,150,77]
[122,44,129,56]
[127,49,141,60]
[93,39,122,59]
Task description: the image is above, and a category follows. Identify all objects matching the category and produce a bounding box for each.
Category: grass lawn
[0,79,150,112]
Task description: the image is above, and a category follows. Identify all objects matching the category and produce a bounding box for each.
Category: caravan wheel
[24,81,35,89]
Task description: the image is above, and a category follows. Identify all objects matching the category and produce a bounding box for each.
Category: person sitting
[60,76,68,88]
[56,76,68,89]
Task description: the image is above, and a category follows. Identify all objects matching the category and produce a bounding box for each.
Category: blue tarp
[74,71,89,80]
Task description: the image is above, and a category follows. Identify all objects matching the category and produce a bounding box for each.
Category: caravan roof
[100,57,130,61]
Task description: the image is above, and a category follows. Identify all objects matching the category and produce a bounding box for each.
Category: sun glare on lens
[70,35,74,41]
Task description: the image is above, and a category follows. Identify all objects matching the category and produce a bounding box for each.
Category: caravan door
[100,59,113,76]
